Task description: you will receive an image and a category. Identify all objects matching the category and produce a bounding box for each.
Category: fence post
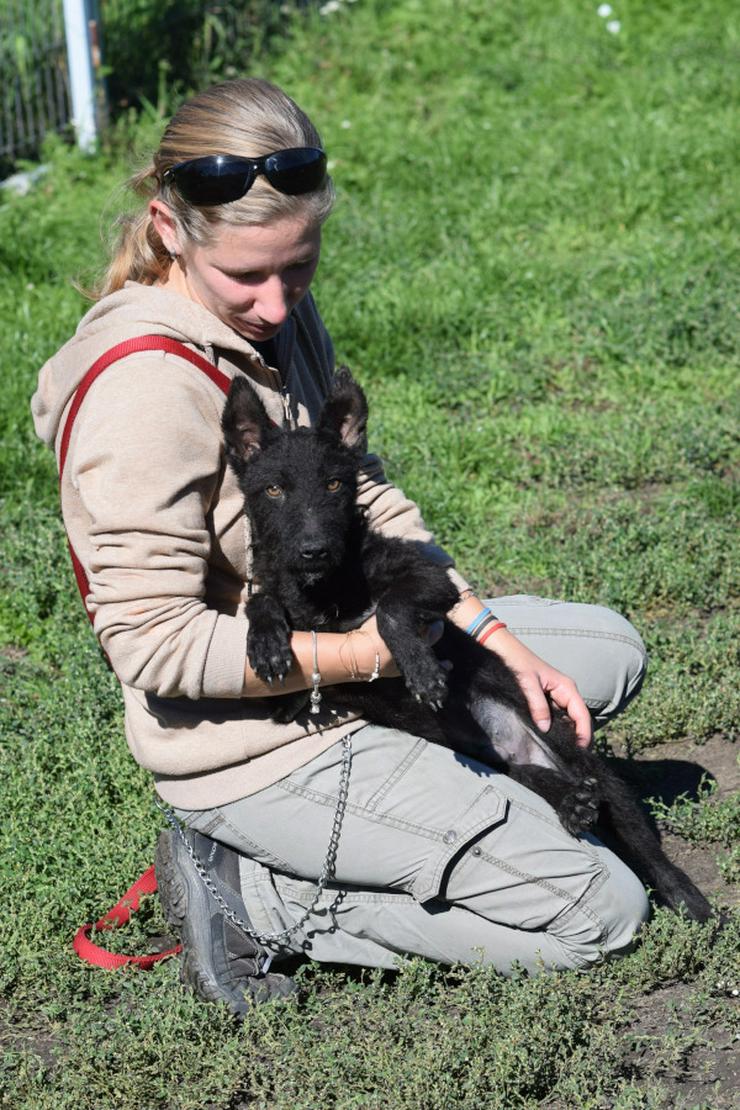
[62,0,98,151]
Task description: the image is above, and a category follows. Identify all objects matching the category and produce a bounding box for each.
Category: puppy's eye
[265,485,283,498]
[326,478,341,492]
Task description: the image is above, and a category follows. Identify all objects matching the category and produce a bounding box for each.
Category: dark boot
[155,827,297,1015]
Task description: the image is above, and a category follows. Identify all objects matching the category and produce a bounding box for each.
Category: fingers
[518,675,552,733]
[549,680,593,747]
[569,697,593,747]
[519,666,593,747]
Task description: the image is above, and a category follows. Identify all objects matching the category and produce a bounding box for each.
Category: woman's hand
[485,628,593,747]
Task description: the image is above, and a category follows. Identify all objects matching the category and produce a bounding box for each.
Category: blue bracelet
[466,607,493,636]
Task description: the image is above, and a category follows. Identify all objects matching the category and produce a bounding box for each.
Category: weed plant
[0,0,738,1107]
[650,776,739,847]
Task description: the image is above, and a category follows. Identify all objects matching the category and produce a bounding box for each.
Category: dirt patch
[658,834,736,905]
[610,734,739,906]
[611,733,739,802]
[0,998,58,1076]
[634,734,740,797]
[620,983,740,1109]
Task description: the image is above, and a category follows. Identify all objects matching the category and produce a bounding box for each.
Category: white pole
[62,0,97,151]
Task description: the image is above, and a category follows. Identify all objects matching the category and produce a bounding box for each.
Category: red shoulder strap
[64,337,230,969]
[59,336,231,623]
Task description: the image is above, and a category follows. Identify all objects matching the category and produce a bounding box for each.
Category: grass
[1,0,738,1106]
[650,776,740,847]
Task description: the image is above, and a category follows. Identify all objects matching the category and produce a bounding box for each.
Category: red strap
[73,866,182,970]
[59,335,231,621]
[62,337,229,967]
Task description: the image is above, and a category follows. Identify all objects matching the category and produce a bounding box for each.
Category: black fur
[223,368,713,923]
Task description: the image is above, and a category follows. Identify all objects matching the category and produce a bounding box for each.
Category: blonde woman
[33,78,649,1015]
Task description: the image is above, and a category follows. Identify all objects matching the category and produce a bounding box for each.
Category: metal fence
[0,0,72,170]
[0,0,305,175]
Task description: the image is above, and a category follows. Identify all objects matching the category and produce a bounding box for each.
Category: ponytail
[92,165,171,300]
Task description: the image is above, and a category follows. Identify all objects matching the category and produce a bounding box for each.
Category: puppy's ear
[222,376,272,461]
[317,366,368,453]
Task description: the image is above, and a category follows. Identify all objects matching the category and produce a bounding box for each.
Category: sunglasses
[162,147,328,207]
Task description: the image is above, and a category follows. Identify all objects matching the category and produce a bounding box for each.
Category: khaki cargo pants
[174,597,651,974]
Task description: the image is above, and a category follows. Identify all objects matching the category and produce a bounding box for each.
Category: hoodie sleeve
[66,353,248,699]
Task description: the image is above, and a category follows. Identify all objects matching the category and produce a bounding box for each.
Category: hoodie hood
[31,281,288,450]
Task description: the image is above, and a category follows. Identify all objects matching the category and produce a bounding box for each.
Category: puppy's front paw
[247,622,293,684]
[557,777,601,836]
[246,595,293,684]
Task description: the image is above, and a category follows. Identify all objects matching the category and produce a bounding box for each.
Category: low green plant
[717,845,740,885]
[649,776,740,847]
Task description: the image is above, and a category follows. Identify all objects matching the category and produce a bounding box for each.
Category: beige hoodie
[32,282,466,808]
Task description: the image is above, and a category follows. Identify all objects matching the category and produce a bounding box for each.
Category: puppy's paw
[247,624,293,685]
[557,777,601,836]
[403,657,449,710]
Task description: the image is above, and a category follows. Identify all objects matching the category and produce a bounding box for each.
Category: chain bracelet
[153,732,353,950]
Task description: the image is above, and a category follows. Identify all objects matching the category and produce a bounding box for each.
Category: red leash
[61,336,231,968]
[73,866,182,970]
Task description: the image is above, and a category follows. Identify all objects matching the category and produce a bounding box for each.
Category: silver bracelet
[310,629,322,714]
[368,652,381,682]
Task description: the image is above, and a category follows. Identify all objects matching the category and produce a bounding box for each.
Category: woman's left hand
[483,628,593,748]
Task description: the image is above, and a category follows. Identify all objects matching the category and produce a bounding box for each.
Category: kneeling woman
[32,78,649,1014]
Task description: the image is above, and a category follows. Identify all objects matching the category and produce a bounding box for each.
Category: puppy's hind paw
[557,781,602,837]
[404,664,449,710]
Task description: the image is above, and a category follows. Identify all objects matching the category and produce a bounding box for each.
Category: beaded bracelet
[326,628,383,690]
[348,629,381,681]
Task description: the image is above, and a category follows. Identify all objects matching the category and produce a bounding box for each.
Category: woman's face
[155,209,322,341]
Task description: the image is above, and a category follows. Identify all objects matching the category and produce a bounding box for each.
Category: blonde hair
[95,78,334,299]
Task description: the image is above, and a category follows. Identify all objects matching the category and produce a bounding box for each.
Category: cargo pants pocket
[411,784,510,903]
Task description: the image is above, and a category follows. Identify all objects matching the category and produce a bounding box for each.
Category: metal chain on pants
[154,733,353,951]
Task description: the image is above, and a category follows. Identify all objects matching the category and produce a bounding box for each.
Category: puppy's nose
[300,544,328,561]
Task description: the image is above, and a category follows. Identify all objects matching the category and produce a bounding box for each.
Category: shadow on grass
[609,755,713,809]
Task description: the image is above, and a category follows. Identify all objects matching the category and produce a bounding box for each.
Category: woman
[32,78,649,1015]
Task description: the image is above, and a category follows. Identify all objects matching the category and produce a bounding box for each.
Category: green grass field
[1,0,738,1106]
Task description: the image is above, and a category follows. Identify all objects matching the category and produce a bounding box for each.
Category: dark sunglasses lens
[173,162,255,206]
[264,148,327,195]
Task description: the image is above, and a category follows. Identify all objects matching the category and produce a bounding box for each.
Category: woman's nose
[256,275,290,326]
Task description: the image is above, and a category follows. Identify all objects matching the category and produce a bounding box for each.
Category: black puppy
[222,368,713,922]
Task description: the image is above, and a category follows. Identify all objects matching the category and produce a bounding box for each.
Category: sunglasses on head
[161,147,328,207]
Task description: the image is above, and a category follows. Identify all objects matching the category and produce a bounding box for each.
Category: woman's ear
[149,199,181,258]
